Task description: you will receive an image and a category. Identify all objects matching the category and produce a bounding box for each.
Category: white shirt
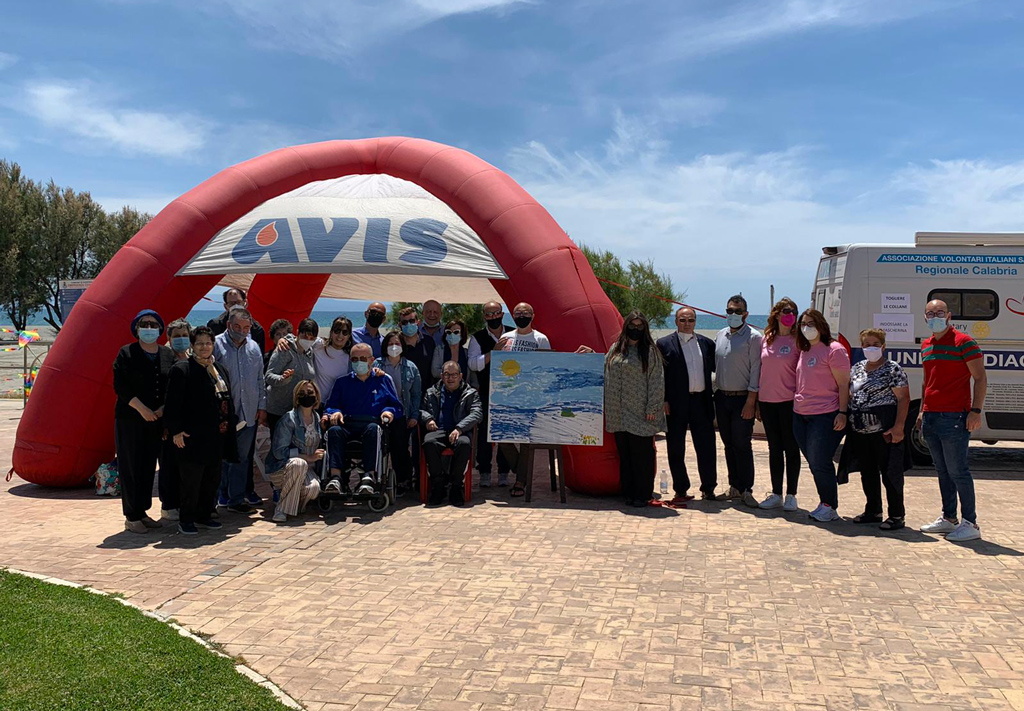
[499,329,551,352]
[312,340,350,402]
[678,332,705,393]
[468,328,505,371]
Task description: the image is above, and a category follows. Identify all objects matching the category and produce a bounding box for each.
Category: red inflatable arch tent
[13,137,625,493]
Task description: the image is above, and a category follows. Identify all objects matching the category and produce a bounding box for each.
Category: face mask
[779,313,797,328]
[352,360,370,375]
[486,316,504,330]
[401,323,418,337]
[228,329,247,343]
[863,346,883,362]
[138,327,160,344]
[387,344,403,358]
[625,326,643,341]
[297,394,317,408]
[801,326,819,341]
[927,316,948,333]
[170,336,190,353]
[298,338,315,351]
[446,332,461,345]
[366,312,385,328]
[727,313,744,329]
[424,318,440,328]
[514,315,532,329]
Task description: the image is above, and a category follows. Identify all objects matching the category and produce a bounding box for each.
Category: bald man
[420,300,444,347]
[352,301,387,358]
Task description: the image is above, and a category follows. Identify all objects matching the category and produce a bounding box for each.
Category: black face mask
[486,316,504,330]
[297,394,317,408]
[625,327,644,341]
[366,312,385,328]
[513,315,533,329]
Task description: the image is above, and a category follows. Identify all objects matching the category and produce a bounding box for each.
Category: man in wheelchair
[421,360,483,506]
[321,343,403,495]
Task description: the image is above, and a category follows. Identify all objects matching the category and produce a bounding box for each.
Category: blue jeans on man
[793,411,844,510]
[922,411,976,524]
[220,424,256,506]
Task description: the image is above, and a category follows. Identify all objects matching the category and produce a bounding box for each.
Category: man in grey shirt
[714,295,762,507]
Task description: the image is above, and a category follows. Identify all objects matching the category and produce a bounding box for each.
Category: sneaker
[480,472,492,488]
[721,487,741,501]
[668,493,695,506]
[324,478,342,495]
[701,490,722,501]
[272,488,281,504]
[810,503,840,522]
[195,519,222,530]
[759,493,783,510]
[357,476,375,495]
[946,520,981,542]
[783,495,798,512]
[124,519,149,534]
[217,495,229,508]
[272,509,288,523]
[226,503,254,514]
[140,516,162,529]
[160,508,180,521]
[244,491,263,506]
[921,516,958,534]
[178,522,198,535]
[808,502,826,519]
[497,474,509,487]
[741,491,759,508]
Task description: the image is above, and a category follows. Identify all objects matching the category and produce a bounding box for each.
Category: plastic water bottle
[659,469,669,495]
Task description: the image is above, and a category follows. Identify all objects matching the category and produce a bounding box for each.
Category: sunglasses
[483,311,503,318]
[780,308,796,315]
[677,317,696,323]
[399,319,417,326]
[331,326,350,334]
[725,308,744,315]
[138,322,160,329]
[444,330,461,336]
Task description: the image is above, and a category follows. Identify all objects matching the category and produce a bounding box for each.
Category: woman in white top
[313,317,353,402]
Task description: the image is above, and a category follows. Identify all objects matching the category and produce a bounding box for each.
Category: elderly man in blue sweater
[321,343,403,495]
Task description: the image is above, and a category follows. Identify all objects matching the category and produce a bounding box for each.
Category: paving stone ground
[3,398,1024,710]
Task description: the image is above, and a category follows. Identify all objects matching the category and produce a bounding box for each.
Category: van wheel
[906,401,932,467]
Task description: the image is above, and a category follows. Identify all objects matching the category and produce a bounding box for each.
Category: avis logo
[231,218,450,265]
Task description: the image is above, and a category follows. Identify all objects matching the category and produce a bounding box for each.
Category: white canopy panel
[217,272,503,305]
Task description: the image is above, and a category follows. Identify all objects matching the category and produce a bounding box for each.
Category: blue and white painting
[488,352,604,446]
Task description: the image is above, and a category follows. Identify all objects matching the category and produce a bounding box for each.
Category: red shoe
[669,494,695,506]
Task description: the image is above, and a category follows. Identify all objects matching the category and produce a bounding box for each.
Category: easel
[522,444,566,504]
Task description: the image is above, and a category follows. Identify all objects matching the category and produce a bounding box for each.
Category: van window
[927,289,998,321]
[816,259,832,281]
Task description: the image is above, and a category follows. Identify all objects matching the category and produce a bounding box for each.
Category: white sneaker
[160,508,179,521]
[759,493,783,510]
[921,516,958,534]
[783,495,798,512]
[810,503,839,522]
[946,520,981,542]
[272,508,287,523]
[807,502,825,518]
[357,476,375,495]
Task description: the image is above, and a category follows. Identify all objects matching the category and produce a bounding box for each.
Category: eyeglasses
[780,308,795,315]
[399,319,417,326]
[138,321,160,329]
[677,317,696,323]
[351,356,371,363]
[331,326,350,334]
[725,308,744,315]
[483,311,503,318]
[442,372,461,379]
[925,311,948,319]
[444,330,461,336]
[513,312,531,318]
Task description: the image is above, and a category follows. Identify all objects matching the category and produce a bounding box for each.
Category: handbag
[849,403,897,435]
[93,459,120,496]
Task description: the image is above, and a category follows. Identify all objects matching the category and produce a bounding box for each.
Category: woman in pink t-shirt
[793,309,851,522]
[756,298,802,512]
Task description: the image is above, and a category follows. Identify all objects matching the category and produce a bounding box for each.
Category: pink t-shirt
[794,341,851,415]
[759,334,799,403]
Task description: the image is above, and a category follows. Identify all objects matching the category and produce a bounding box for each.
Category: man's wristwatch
[970,408,982,414]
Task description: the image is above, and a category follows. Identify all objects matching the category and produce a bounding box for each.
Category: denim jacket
[372,356,422,423]
[265,408,318,474]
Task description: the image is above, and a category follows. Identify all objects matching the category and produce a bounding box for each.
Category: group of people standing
[602,294,988,543]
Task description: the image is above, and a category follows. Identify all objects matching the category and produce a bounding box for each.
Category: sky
[2,0,1024,314]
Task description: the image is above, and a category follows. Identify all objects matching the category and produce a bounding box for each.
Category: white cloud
[18,81,207,158]
[0,53,17,71]
[891,159,1024,231]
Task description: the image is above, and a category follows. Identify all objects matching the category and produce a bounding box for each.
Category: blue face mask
[446,332,461,345]
[727,313,744,329]
[171,336,190,353]
[228,329,248,343]
[138,327,160,345]
[401,323,418,337]
[352,360,370,375]
[927,316,949,333]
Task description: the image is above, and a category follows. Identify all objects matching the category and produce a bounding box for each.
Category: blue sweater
[325,372,403,420]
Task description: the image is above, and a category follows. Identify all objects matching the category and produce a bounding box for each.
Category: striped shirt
[921,327,982,412]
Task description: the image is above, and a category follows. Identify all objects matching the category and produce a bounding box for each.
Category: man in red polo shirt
[916,298,988,542]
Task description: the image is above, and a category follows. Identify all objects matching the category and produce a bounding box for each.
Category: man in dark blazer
[656,306,720,502]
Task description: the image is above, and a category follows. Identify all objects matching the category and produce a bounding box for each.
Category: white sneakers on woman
[783,495,798,512]
[922,516,981,541]
[759,493,783,509]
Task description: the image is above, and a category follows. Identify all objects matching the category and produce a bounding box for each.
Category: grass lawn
[0,570,293,711]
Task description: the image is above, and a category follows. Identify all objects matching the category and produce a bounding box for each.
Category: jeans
[922,411,976,524]
[327,421,383,477]
[792,411,843,510]
[220,425,256,506]
[759,400,801,496]
[714,392,755,493]
[665,399,717,495]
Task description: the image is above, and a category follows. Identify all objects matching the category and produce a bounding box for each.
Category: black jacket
[163,358,239,464]
[656,332,716,419]
[469,324,511,401]
[207,311,266,353]
[420,382,483,434]
[112,343,176,421]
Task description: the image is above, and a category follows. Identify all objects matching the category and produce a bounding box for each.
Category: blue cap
[131,309,164,338]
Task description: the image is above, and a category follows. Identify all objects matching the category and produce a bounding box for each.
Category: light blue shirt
[352,325,383,358]
[419,322,444,348]
[214,331,266,425]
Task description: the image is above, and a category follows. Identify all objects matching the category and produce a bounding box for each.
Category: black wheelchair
[316,416,396,513]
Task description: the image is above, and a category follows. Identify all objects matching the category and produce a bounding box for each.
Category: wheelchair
[316,416,396,513]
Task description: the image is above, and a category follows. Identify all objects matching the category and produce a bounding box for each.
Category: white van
[812,232,1024,464]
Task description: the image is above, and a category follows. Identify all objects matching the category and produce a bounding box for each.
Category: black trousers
[614,431,656,502]
[665,400,717,495]
[759,400,801,496]
[714,392,755,493]
[848,430,906,518]
[423,430,472,488]
[115,417,162,521]
[179,459,222,526]
[475,408,510,475]
[157,437,181,511]
[245,420,259,496]
[388,419,413,485]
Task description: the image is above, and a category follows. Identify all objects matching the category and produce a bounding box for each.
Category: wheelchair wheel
[368,491,390,513]
[317,496,333,513]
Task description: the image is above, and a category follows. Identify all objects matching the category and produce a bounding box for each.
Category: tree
[387,302,485,334]
[0,161,46,330]
[579,244,682,322]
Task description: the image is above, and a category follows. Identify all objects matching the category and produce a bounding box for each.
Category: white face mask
[726,313,744,329]
[387,344,403,358]
[298,338,315,351]
[801,325,819,341]
[862,346,883,362]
